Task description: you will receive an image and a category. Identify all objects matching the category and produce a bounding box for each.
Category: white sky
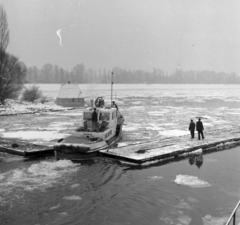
[1,0,240,74]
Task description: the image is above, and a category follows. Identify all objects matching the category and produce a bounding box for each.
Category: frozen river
[0,84,240,225]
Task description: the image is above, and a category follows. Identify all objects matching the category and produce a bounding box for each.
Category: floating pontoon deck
[1,129,240,162]
[99,129,240,164]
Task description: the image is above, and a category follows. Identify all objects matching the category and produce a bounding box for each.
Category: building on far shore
[56,82,84,107]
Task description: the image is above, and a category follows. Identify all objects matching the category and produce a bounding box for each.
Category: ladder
[226,200,240,225]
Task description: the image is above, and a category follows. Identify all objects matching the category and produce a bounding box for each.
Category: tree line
[26,64,240,84]
[1,4,240,105]
[0,4,27,104]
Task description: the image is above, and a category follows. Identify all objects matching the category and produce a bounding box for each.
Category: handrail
[226,200,240,225]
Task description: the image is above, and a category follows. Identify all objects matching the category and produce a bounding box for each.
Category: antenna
[111,71,114,107]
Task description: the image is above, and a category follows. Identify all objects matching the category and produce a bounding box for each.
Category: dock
[0,138,54,157]
[1,128,240,162]
[100,128,240,164]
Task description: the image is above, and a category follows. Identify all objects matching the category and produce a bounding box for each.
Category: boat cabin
[73,106,120,141]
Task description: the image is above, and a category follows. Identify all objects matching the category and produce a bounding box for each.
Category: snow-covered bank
[0,99,69,116]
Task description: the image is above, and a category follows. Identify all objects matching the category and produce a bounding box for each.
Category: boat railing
[226,200,240,225]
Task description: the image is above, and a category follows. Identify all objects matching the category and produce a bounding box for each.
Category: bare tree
[0,4,27,104]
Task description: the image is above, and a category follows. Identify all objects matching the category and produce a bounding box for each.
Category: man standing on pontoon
[196,118,204,140]
[189,119,195,139]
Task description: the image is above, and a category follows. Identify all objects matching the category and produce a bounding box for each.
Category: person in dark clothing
[196,118,204,140]
[92,108,98,131]
[189,119,195,138]
[112,101,118,110]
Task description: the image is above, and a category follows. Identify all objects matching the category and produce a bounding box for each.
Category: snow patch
[189,149,203,155]
[117,142,129,147]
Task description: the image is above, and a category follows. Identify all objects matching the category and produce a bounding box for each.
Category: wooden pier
[1,128,240,162]
[0,138,54,157]
[100,129,240,164]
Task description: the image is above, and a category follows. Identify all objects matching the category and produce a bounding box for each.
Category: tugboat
[54,73,124,161]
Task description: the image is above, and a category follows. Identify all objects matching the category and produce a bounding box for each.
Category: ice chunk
[175,200,191,209]
[70,183,80,188]
[50,204,60,211]
[147,176,163,180]
[174,175,211,188]
[178,215,192,225]
[63,195,82,200]
[158,129,189,137]
[123,127,138,131]
[202,215,228,225]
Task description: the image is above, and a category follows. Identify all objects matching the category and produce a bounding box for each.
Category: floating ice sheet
[202,215,228,225]
[2,131,69,141]
[158,130,189,137]
[174,175,211,188]
[147,176,163,180]
[63,195,82,200]
[0,160,79,197]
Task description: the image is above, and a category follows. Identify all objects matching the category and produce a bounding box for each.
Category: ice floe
[1,131,69,141]
[174,175,211,188]
[148,110,170,116]
[63,195,82,200]
[159,214,192,225]
[158,129,189,137]
[0,160,79,196]
[175,200,191,209]
[50,204,60,211]
[147,176,163,180]
[70,183,80,188]
[123,127,138,131]
[202,215,228,225]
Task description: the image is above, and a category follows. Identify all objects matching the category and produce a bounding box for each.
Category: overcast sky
[1,0,240,74]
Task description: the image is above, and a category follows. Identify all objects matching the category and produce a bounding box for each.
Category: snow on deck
[100,128,240,163]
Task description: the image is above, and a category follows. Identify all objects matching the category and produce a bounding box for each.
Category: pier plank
[0,138,54,157]
[100,130,240,163]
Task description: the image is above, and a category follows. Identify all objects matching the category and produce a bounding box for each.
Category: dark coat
[189,122,195,131]
[92,111,98,122]
[196,120,204,131]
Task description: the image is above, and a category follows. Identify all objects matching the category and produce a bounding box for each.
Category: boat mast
[111,71,113,107]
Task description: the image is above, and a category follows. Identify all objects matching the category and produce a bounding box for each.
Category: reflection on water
[189,155,203,168]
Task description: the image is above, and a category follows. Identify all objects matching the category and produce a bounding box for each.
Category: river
[0,84,240,225]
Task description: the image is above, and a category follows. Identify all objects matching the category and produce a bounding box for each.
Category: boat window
[99,112,110,121]
[83,112,92,120]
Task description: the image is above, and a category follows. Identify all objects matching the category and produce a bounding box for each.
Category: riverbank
[0,99,70,116]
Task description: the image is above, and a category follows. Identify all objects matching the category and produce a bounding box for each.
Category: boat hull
[54,125,123,161]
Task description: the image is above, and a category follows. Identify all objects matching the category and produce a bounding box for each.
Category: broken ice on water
[174,174,211,188]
